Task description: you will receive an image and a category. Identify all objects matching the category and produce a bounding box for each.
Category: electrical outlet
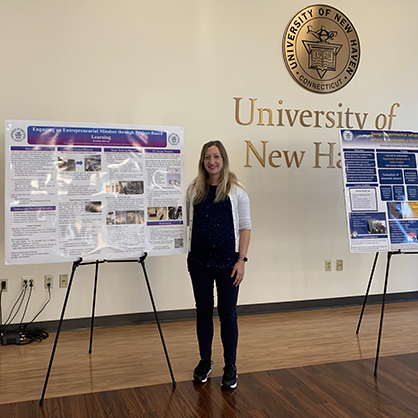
[336,259,343,271]
[0,278,8,292]
[44,275,53,289]
[325,260,332,271]
[59,274,68,288]
[22,276,35,289]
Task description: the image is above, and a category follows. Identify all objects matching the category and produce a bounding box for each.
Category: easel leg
[356,252,379,334]
[374,251,392,376]
[139,257,176,387]
[40,259,81,406]
[89,260,99,354]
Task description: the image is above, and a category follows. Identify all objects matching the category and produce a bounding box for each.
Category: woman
[186,140,251,389]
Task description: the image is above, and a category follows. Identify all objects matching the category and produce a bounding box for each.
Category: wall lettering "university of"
[234,97,400,130]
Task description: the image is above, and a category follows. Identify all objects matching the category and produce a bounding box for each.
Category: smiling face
[203,146,223,181]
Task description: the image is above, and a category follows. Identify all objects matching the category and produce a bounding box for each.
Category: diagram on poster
[340,129,418,253]
[5,120,186,265]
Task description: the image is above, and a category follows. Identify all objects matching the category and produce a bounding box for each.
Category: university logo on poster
[283,5,360,94]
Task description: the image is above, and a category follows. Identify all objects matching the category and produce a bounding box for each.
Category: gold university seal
[283,5,360,93]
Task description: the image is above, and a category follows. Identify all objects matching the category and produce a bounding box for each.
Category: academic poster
[340,129,418,253]
[5,120,186,265]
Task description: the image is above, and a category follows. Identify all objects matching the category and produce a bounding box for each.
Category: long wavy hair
[191,140,241,204]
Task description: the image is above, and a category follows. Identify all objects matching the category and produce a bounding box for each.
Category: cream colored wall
[1,0,417,323]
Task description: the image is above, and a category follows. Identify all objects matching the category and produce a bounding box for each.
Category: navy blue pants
[188,259,239,365]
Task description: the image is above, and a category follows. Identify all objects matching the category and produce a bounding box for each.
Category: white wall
[1,0,417,323]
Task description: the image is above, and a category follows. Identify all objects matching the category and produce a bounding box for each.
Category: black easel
[40,253,176,406]
[356,250,418,375]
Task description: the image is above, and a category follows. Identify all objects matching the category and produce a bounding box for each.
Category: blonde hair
[192,140,241,204]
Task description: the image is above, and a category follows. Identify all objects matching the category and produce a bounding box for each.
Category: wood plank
[1,301,418,404]
[1,352,418,418]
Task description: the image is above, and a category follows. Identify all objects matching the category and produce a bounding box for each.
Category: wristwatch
[238,256,248,262]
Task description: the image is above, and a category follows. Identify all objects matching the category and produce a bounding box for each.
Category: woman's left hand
[231,259,245,287]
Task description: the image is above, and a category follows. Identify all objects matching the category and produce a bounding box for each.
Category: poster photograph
[340,129,418,253]
[5,120,186,265]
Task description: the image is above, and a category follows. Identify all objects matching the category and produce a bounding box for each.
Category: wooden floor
[1,300,418,415]
[2,352,418,417]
